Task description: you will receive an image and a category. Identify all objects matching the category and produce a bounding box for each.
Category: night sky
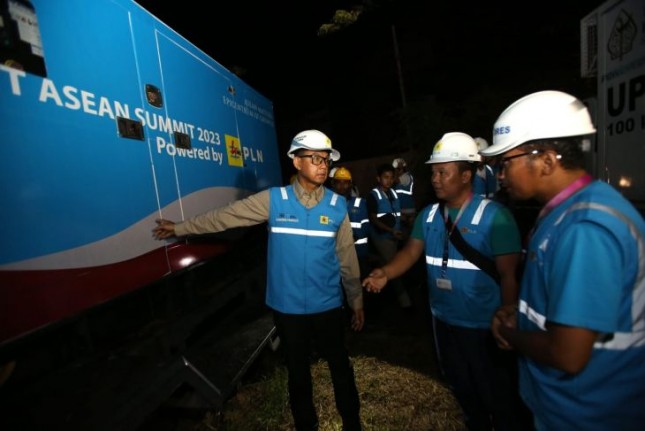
[135,0,599,165]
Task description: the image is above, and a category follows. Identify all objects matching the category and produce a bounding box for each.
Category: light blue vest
[267,186,347,314]
[394,173,415,212]
[422,195,501,328]
[517,180,645,431]
[348,196,370,258]
[370,188,401,238]
[473,164,498,198]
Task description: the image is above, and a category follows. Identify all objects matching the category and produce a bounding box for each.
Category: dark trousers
[273,308,361,431]
[432,316,531,431]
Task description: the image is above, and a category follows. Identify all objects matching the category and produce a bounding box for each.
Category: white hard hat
[287,129,340,161]
[481,90,597,157]
[392,158,407,168]
[328,167,338,178]
[474,137,489,152]
[425,132,481,164]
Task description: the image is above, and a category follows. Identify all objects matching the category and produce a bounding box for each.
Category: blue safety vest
[395,173,415,212]
[422,196,501,328]
[473,164,498,198]
[369,188,401,238]
[517,180,645,431]
[266,186,346,314]
[348,196,369,258]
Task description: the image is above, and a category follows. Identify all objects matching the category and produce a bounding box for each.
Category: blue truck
[0,0,282,346]
[0,1,283,427]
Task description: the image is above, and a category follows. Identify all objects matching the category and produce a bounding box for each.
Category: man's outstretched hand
[152,219,176,240]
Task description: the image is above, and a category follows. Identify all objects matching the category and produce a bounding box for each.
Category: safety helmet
[474,137,489,152]
[287,129,340,161]
[481,90,597,157]
[392,158,407,169]
[425,132,481,164]
[332,166,352,181]
[328,167,338,178]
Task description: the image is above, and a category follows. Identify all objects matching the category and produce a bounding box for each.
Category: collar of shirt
[292,178,325,208]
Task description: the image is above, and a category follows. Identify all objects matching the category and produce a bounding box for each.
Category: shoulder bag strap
[441,203,501,284]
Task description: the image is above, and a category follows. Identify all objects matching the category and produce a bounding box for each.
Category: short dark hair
[376,163,395,176]
[456,161,478,184]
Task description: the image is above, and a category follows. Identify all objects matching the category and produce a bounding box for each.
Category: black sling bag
[441,203,501,284]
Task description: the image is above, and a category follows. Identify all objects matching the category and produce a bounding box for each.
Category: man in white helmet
[472,137,500,199]
[392,157,416,233]
[153,129,365,431]
[367,162,412,309]
[363,132,525,431]
[485,90,645,431]
[330,167,370,269]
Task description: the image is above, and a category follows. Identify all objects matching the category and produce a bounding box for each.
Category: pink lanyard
[529,174,593,242]
[536,174,593,221]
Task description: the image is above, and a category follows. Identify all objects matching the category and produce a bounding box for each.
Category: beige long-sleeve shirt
[174,180,363,311]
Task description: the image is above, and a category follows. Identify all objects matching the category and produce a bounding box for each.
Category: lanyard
[441,194,472,277]
[528,174,593,243]
[536,174,593,224]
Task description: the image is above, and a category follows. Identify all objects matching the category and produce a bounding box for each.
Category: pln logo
[225,134,244,167]
[320,215,329,225]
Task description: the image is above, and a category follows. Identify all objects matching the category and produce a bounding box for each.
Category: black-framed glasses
[298,154,332,167]
[499,149,543,170]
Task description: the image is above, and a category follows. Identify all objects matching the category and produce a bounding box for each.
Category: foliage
[318,8,364,37]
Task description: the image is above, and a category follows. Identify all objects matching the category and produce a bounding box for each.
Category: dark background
[135,0,598,168]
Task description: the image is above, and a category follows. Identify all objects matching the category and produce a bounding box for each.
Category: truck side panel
[0,0,281,345]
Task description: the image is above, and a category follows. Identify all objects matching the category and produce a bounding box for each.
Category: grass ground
[198,278,468,431]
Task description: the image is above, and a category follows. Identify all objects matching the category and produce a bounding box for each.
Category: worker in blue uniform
[367,163,412,308]
[153,129,364,431]
[485,90,645,431]
[330,166,370,274]
[363,132,525,431]
[472,137,499,199]
[392,157,416,235]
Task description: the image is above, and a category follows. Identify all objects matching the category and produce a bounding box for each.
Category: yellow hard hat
[332,166,352,181]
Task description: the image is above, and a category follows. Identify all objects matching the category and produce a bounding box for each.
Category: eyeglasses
[499,149,543,171]
[298,154,332,167]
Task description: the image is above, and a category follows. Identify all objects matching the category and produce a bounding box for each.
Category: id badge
[436,278,452,290]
